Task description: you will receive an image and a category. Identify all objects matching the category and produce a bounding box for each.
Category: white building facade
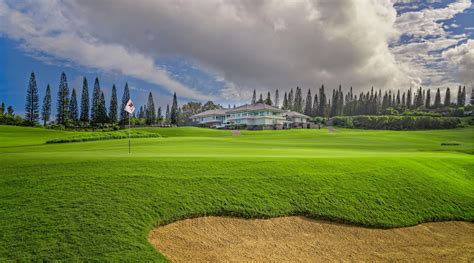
[190,109,227,127]
[225,103,286,129]
[191,103,313,130]
[283,111,312,128]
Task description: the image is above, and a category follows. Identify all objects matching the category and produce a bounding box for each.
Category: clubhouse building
[191,103,312,130]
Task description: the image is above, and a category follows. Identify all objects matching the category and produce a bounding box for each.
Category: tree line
[251,85,472,117]
[332,115,461,130]
[134,100,224,126]
[3,71,472,128]
[18,71,188,128]
[8,71,229,128]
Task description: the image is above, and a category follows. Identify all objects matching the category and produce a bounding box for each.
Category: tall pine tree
[461,86,466,106]
[25,71,39,125]
[288,89,294,110]
[146,92,156,125]
[91,77,101,124]
[381,92,389,111]
[7,106,14,116]
[264,92,272,105]
[304,89,312,116]
[251,89,256,104]
[56,72,69,125]
[312,93,318,117]
[68,88,78,122]
[120,83,130,125]
[282,92,288,110]
[337,85,344,115]
[425,89,431,108]
[470,87,474,105]
[165,104,170,121]
[318,85,327,116]
[434,88,441,108]
[42,84,51,126]
[80,77,89,123]
[293,87,303,113]
[274,89,279,108]
[444,87,451,107]
[170,92,179,125]
[388,90,393,107]
[406,88,412,109]
[109,84,118,123]
[138,106,145,119]
[330,89,338,116]
[99,91,108,123]
[457,86,462,106]
[415,87,423,108]
[157,106,162,120]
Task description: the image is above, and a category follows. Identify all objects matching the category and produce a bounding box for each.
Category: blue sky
[0,37,229,115]
[0,0,473,116]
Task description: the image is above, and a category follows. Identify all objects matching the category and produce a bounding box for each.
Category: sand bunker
[148,216,474,262]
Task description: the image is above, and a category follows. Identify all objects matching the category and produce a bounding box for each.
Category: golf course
[0,125,473,261]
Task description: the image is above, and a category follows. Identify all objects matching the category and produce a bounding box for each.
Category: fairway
[0,125,473,261]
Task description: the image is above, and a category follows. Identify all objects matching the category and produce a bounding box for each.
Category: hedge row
[332,116,462,130]
[46,130,161,144]
[0,114,30,126]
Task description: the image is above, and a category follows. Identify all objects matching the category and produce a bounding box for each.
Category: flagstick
[128,112,131,154]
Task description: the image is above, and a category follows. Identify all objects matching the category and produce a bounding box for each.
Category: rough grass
[0,125,473,261]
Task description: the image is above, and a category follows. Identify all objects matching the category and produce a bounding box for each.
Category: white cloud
[390,0,472,88]
[442,39,474,84]
[0,0,213,101]
[395,0,471,38]
[0,0,472,103]
[59,0,415,95]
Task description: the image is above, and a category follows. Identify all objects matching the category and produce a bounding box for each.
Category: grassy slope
[0,125,473,261]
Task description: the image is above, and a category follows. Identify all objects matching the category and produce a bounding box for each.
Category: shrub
[441,142,461,146]
[312,117,327,124]
[331,117,353,128]
[46,129,161,144]
[382,107,399,115]
[452,107,465,117]
[47,122,121,132]
[401,110,441,117]
[0,114,26,126]
[48,124,66,130]
[332,116,461,130]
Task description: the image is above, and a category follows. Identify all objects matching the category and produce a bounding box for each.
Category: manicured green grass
[0,125,473,261]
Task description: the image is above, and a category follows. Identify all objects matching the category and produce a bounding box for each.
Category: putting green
[0,125,473,261]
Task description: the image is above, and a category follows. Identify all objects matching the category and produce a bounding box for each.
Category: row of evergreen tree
[135,92,179,125]
[0,102,15,116]
[19,70,474,126]
[250,85,471,117]
[24,71,180,126]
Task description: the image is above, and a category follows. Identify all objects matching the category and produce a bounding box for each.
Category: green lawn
[0,125,473,261]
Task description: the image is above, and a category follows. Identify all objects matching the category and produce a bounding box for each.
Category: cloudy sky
[0,0,473,113]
